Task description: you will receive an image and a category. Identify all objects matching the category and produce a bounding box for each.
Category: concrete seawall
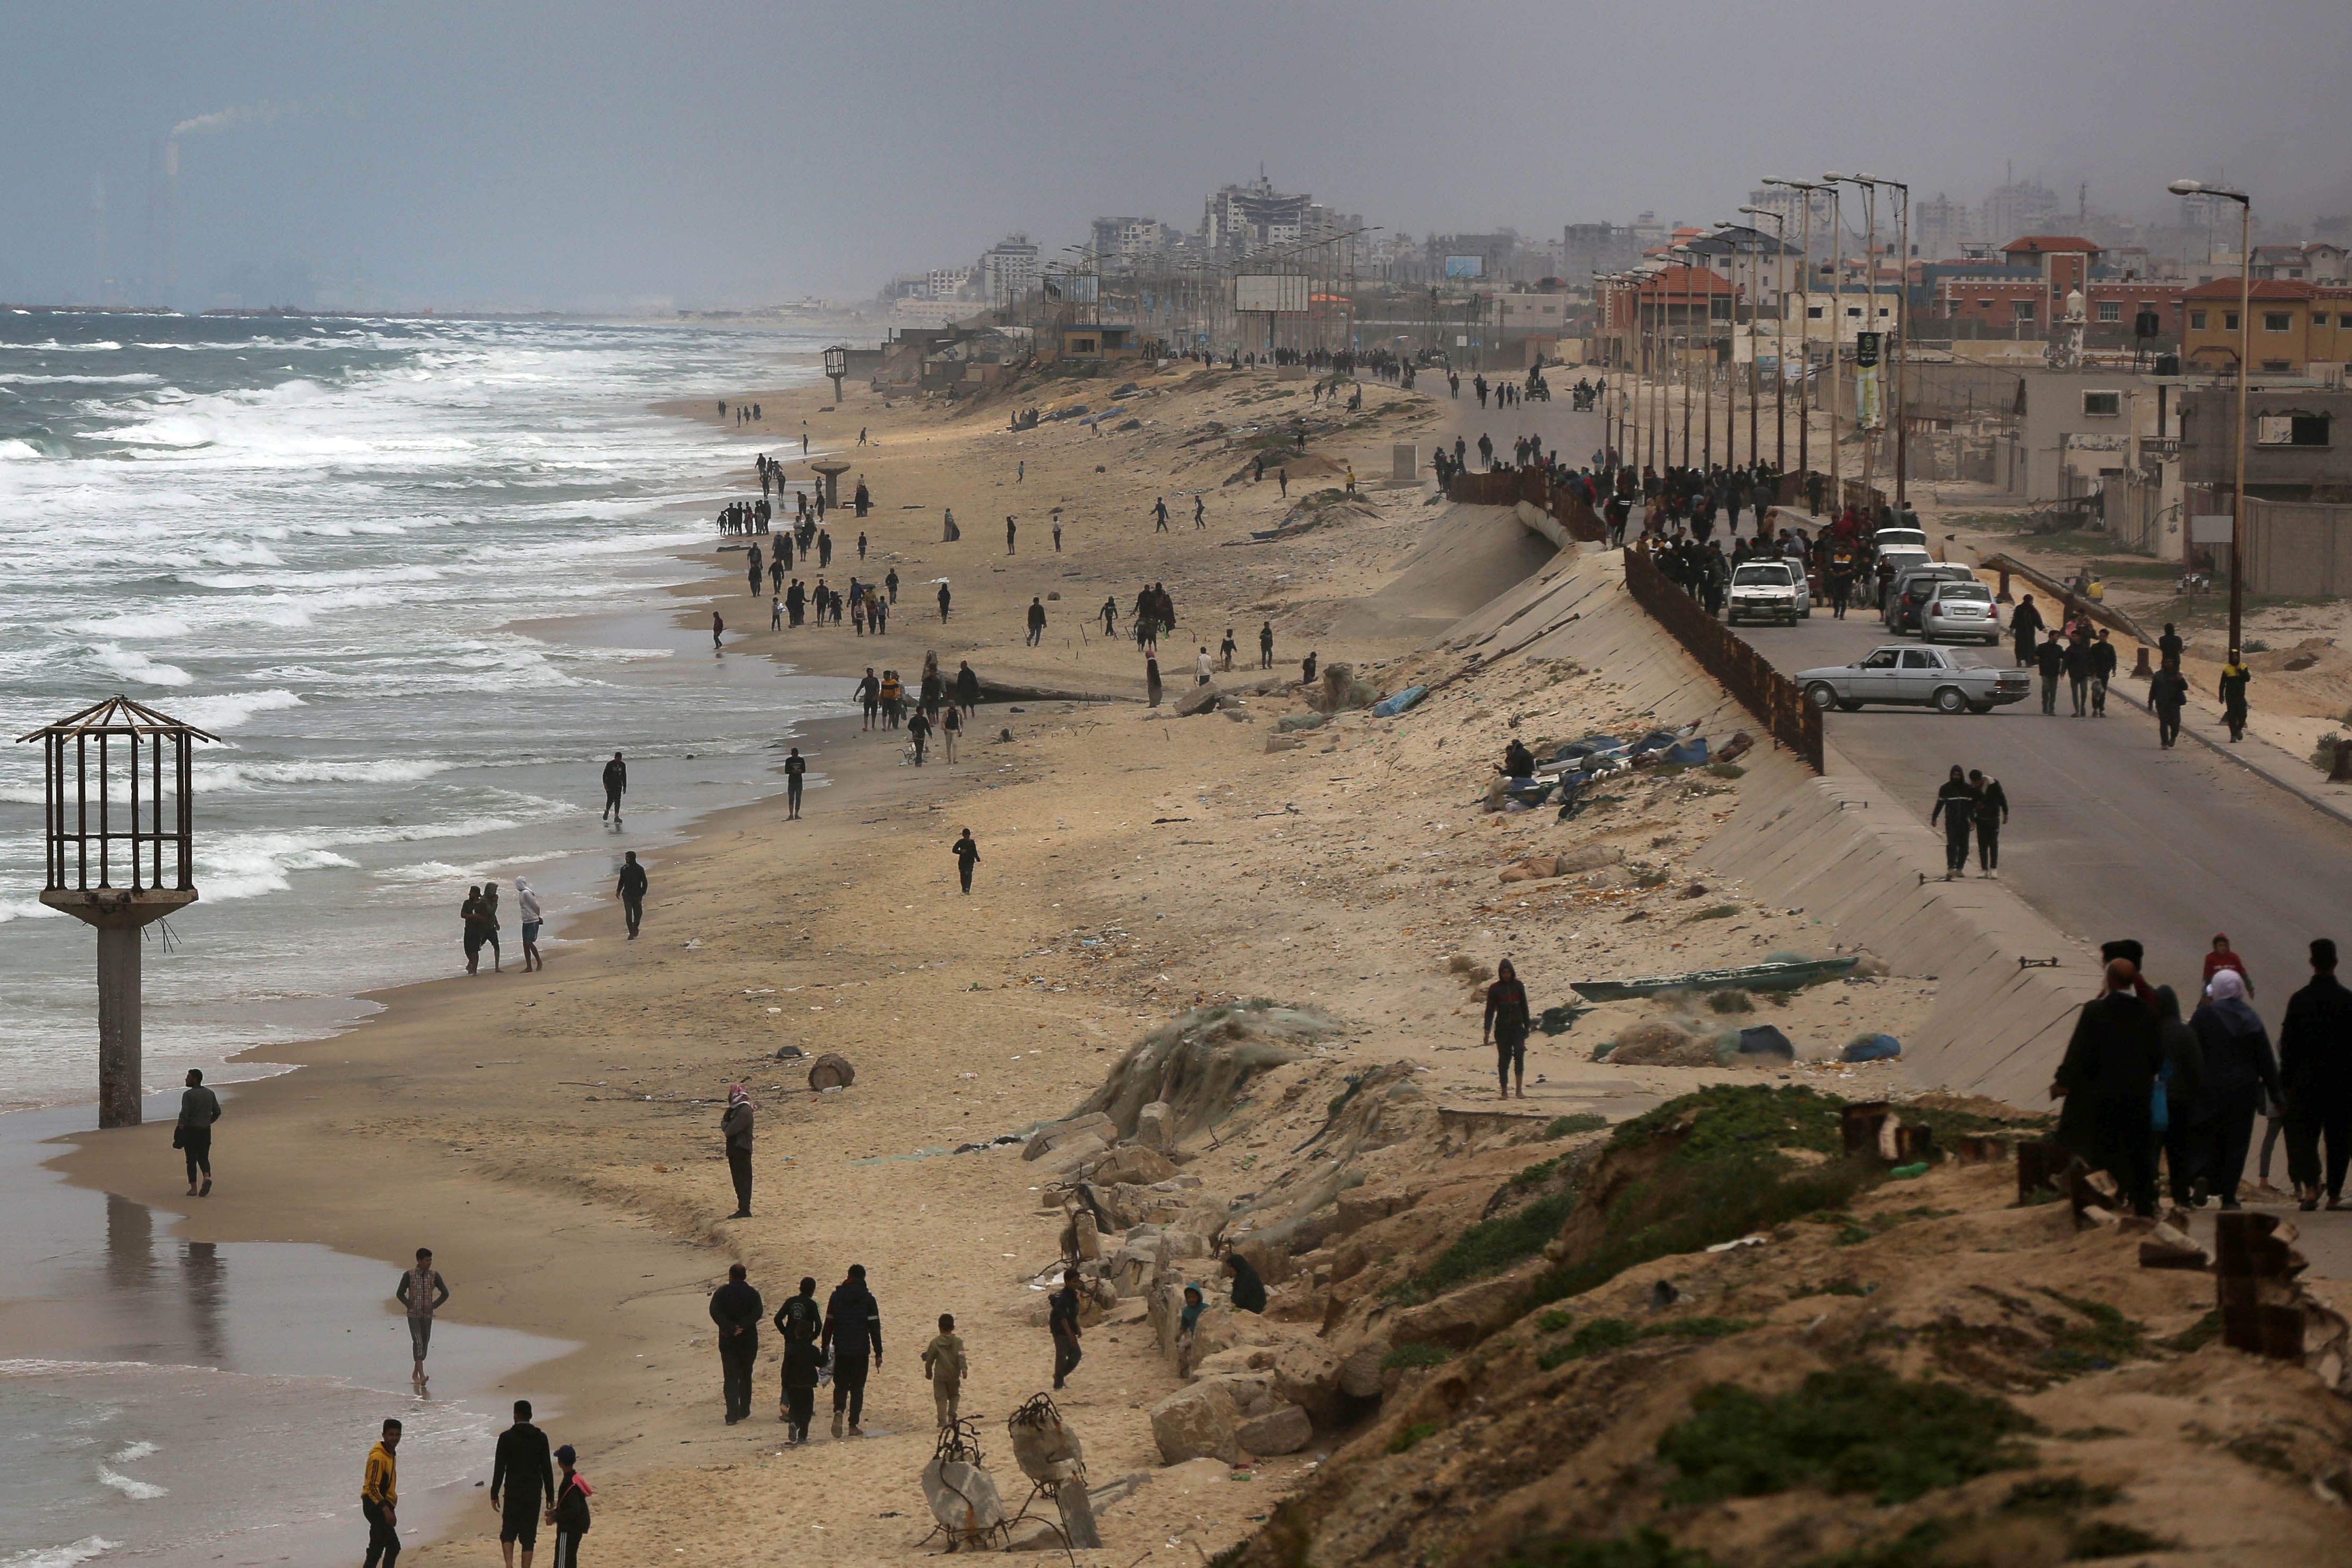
[1451,509,2099,1106]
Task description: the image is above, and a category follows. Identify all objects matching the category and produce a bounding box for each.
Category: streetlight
[1764,178,1822,485]
[1819,175,1851,507]
[1739,205,1790,473]
[2170,177,2253,666]
[1862,174,1914,512]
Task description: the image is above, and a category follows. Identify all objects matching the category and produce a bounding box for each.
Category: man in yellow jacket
[363,1418,402,1566]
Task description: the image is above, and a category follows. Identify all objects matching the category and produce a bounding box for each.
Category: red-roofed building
[2180,277,2352,374]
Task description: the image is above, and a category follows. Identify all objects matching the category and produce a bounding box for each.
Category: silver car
[1798,644,2031,715]
[1919,580,2001,645]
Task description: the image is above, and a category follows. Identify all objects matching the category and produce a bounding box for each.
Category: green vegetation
[1387,1420,1441,1455]
[2001,1475,2120,1514]
[1380,1342,1452,1371]
[2036,1290,2147,1375]
[1633,868,1671,888]
[1512,1154,1567,1188]
[1402,1187,1580,1299]
[1684,904,1739,922]
[1656,1364,2041,1506]
[1499,1530,1722,1568]
[1706,989,1755,1015]
[1795,1280,1873,1299]
[1643,1316,1758,1341]
[1536,1309,1575,1334]
[1525,1087,1868,1315]
[2226,1434,2297,1475]
[2160,1307,2222,1354]
[1705,762,1746,779]
[1536,1316,1639,1369]
[1544,1113,1609,1139]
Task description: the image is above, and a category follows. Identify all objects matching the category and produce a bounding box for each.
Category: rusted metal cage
[17,695,217,896]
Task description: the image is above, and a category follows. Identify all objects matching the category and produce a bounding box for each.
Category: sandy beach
[45,356,1937,1563]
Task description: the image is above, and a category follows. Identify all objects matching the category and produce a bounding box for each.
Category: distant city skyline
[1,1,2345,312]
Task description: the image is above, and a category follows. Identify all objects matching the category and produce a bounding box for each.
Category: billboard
[1443,254,1485,279]
[1233,274,1309,314]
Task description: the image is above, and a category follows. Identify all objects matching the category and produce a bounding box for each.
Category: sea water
[0,311,836,1562]
[0,311,841,1109]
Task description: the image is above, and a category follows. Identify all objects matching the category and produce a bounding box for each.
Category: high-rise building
[977,234,1041,305]
[1562,223,1641,281]
[1914,193,1970,259]
[1200,173,1314,257]
[1981,176,2060,248]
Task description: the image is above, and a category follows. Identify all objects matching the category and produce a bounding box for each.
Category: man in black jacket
[2010,594,2043,669]
[708,1264,763,1424]
[490,1400,555,1567]
[1050,1267,1083,1390]
[822,1264,883,1438]
[2280,938,2352,1210]
[615,851,647,940]
[774,1277,823,1441]
[1929,765,1977,882]
[600,752,626,826]
[2052,958,2164,1216]
[2036,630,2065,715]
[2150,664,2190,748]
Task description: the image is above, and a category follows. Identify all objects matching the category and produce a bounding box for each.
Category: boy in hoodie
[922,1312,967,1429]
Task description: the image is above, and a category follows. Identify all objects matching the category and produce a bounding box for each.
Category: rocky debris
[1007,1393,1087,1485]
[2139,1220,2210,1271]
[1149,1378,1252,1465]
[1072,1000,1336,1144]
[1091,1144,1179,1186]
[1265,733,1303,753]
[1022,1111,1116,1161]
[1043,1132,1109,1174]
[1312,662,1382,713]
[807,1052,855,1090]
[1174,681,1221,717]
[1134,1099,1176,1151]
[920,1454,1005,1547]
[1599,1019,1714,1067]
[1235,1402,1314,1457]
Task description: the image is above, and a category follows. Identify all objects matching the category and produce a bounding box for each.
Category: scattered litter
[1704,1234,1768,1253]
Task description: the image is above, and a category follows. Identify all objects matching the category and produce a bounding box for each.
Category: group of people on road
[2055,935,2352,1222]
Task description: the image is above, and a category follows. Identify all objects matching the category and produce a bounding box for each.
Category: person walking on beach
[924,1312,967,1429]
[1483,958,1531,1099]
[774,1276,822,1439]
[175,1067,221,1196]
[1025,596,1047,647]
[953,829,980,894]
[956,660,980,715]
[2219,657,2252,743]
[516,878,543,972]
[362,1418,402,1567]
[712,610,725,653]
[821,1264,883,1438]
[491,1400,554,1568]
[709,1262,763,1422]
[1005,515,1017,554]
[479,882,503,973]
[937,582,952,622]
[1049,1268,1083,1389]
[1219,629,1236,672]
[616,851,647,940]
[1193,495,1206,530]
[1258,622,1274,670]
[721,1084,754,1217]
[547,1444,590,1567]
[1052,518,1062,552]
[785,747,806,819]
[462,885,489,974]
[941,704,961,763]
[396,1249,449,1393]
[908,708,931,765]
[601,752,627,827]
[1195,646,1213,685]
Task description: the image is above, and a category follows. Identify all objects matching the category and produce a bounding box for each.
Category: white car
[1919,580,2001,645]
[1725,560,1810,625]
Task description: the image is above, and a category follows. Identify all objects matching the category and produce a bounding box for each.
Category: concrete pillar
[96,924,142,1128]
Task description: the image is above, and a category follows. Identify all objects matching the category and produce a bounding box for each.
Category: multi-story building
[1562,222,1642,283]
[2181,279,2352,375]
[1980,177,2061,252]
[926,267,973,301]
[1201,174,1310,256]
[976,234,1041,306]
[1914,193,1971,260]
[1088,216,1182,267]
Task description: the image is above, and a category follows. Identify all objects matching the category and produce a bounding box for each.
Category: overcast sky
[2,0,2346,311]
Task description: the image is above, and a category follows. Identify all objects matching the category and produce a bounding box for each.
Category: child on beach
[395,1249,450,1392]
[923,1314,967,1429]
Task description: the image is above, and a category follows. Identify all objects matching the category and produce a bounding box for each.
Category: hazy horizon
[3,0,2346,313]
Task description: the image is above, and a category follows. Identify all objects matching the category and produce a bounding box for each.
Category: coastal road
[1733,599,2352,1008]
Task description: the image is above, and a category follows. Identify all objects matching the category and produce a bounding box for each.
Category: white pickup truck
[1795,644,2032,715]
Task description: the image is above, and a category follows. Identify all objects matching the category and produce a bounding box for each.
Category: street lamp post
[2169,178,2254,667]
[1867,176,1913,513]
[1820,177,1848,508]
[1740,206,1790,473]
[1765,178,1821,486]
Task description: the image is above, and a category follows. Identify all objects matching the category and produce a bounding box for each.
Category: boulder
[1336,1342,1387,1399]
[1093,1144,1179,1187]
[1391,1271,1538,1351]
[1174,681,1221,717]
[1231,1236,1294,1287]
[1236,1402,1313,1457]
[1149,1380,1245,1465]
[1134,1100,1176,1152]
[921,1456,1006,1545]
[1023,1112,1116,1162]
[1073,1211,1102,1261]
[1044,1133,1109,1175]
[807,1052,856,1090]
[1187,1303,1284,1365]
[1335,1188,1410,1238]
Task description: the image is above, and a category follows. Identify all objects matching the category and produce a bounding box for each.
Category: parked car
[1886,563,1978,631]
[1871,544,1932,609]
[1725,560,1810,625]
[1919,580,2001,645]
[1797,645,2032,715]
[1873,526,1930,553]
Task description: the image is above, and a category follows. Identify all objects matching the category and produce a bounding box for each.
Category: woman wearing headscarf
[516,878,544,972]
[720,1084,754,1219]
[478,881,503,974]
[1483,958,1532,1100]
[2189,968,2281,1210]
[2150,985,2205,1209]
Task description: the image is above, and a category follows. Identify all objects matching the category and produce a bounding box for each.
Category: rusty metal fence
[1621,545,1824,772]
[1444,468,1607,541]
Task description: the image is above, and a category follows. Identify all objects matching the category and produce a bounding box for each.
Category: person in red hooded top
[2204,933,2252,998]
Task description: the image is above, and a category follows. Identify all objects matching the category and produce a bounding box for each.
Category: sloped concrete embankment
[1452,515,2099,1105]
